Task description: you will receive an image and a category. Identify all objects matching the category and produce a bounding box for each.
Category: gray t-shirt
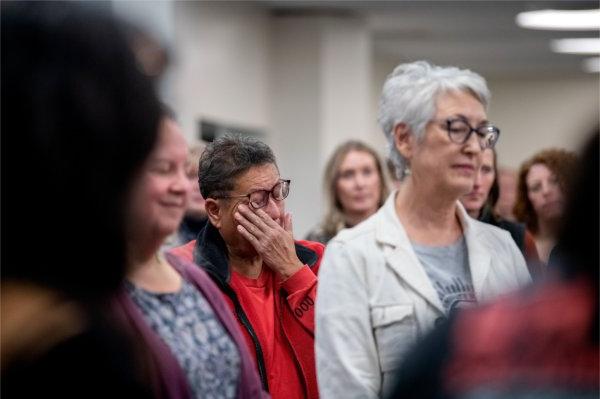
[412,236,476,315]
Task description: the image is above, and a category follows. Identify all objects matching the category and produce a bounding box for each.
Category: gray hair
[199,134,277,198]
[378,60,491,180]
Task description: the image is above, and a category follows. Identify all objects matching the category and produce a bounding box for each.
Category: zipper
[208,270,270,392]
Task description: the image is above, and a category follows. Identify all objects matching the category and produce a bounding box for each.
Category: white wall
[271,16,373,238]
[142,4,598,240]
[270,17,322,237]
[488,75,599,169]
[171,3,271,142]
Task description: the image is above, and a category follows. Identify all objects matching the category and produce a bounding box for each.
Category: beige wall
[488,75,599,169]
[116,2,599,238]
[171,3,271,143]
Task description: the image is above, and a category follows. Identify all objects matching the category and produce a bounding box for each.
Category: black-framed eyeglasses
[216,179,291,209]
[434,117,500,149]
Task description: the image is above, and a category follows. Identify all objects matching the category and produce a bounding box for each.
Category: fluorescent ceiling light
[582,57,600,73]
[516,9,600,30]
[551,38,600,54]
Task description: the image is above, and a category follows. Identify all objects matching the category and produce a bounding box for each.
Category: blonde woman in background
[162,140,208,250]
[305,140,389,244]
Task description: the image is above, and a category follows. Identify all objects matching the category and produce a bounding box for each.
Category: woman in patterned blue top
[120,112,265,399]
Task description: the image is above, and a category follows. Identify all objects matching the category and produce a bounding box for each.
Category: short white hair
[378,60,490,180]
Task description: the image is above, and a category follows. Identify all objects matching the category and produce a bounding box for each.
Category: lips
[160,201,185,208]
[452,163,475,171]
[464,192,483,201]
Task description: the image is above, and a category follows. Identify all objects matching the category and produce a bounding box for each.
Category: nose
[172,168,192,195]
[464,131,483,155]
[354,173,366,188]
[541,181,553,196]
[472,170,482,188]
[262,194,282,221]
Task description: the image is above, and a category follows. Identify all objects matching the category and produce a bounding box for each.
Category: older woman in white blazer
[315,61,531,399]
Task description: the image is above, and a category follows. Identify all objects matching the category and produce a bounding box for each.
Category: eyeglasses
[216,179,291,209]
[434,117,500,149]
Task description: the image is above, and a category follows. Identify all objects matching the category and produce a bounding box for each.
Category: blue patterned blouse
[126,279,241,399]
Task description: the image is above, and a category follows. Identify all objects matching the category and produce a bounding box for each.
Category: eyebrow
[450,114,490,125]
[246,179,281,192]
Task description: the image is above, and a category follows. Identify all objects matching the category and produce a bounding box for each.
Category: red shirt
[170,239,324,399]
[231,268,305,399]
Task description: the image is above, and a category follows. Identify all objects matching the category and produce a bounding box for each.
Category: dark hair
[478,148,500,218]
[556,129,599,281]
[513,148,578,233]
[198,135,277,198]
[1,3,161,302]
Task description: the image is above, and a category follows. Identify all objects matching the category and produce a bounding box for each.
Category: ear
[393,123,414,160]
[204,198,223,229]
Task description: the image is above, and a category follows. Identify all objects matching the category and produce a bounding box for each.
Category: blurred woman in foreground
[1,3,160,395]
[115,116,266,398]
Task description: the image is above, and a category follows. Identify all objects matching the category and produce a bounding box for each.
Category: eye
[528,182,542,193]
[362,167,375,176]
[151,160,171,174]
[249,190,269,208]
[448,120,470,133]
[481,165,493,174]
[339,170,355,180]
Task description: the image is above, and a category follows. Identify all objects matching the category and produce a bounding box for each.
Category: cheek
[481,175,495,194]
[336,180,352,200]
[527,192,543,209]
[551,184,564,200]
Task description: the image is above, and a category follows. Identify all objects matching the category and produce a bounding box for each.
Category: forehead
[434,90,487,121]
[153,118,187,158]
[527,163,553,181]
[233,163,280,192]
[340,150,377,170]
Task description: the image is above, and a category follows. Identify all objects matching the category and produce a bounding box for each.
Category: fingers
[283,212,293,233]
[236,204,280,232]
[236,224,261,247]
[235,210,263,237]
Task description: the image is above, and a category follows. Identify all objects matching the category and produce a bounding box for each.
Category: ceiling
[261,0,599,77]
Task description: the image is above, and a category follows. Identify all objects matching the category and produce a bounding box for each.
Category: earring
[404,166,411,177]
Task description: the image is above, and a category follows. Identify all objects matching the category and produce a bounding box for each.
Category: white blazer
[315,192,531,399]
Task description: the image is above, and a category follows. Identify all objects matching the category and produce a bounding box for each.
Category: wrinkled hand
[235,204,303,279]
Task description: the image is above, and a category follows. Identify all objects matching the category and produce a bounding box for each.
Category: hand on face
[234,204,303,279]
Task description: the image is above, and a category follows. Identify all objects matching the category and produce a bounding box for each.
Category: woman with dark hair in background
[306,140,389,244]
[513,148,577,265]
[1,2,160,396]
[460,148,541,278]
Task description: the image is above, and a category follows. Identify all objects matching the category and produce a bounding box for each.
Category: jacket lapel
[375,195,445,314]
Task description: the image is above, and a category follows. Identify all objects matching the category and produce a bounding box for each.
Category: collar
[373,191,492,308]
[193,221,319,284]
